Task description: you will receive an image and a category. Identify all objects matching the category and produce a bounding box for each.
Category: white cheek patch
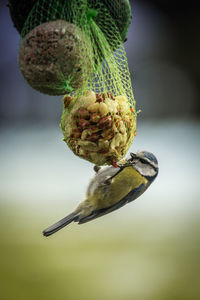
[135,162,157,177]
[136,151,158,169]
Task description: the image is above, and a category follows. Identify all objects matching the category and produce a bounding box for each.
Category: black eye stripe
[139,158,147,164]
[139,157,158,171]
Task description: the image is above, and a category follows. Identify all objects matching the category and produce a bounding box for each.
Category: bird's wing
[87,166,122,198]
[78,183,145,224]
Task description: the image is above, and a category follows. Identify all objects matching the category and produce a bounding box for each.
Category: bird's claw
[94,165,101,173]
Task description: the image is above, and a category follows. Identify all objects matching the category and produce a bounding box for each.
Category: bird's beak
[129,152,137,161]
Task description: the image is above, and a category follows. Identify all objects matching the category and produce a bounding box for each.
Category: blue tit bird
[43,151,158,237]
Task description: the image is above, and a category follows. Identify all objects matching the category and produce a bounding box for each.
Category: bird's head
[128,151,158,180]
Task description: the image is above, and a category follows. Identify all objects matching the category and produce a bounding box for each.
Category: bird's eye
[140,158,147,164]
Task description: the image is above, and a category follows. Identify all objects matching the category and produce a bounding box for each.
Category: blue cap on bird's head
[130,150,159,179]
[136,151,158,168]
[128,151,158,167]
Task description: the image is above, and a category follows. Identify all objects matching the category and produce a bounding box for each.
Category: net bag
[18,0,136,165]
[59,1,136,166]
[17,0,131,95]
[9,0,131,44]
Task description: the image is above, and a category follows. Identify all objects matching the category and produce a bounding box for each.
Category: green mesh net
[18,0,132,95]
[19,0,136,165]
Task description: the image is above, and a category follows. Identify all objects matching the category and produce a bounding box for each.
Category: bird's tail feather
[43,212,77,237]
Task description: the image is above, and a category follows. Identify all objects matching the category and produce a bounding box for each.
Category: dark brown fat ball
[18,20,93,95]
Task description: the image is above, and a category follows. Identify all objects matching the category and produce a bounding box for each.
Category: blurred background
[0,0,199,299]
